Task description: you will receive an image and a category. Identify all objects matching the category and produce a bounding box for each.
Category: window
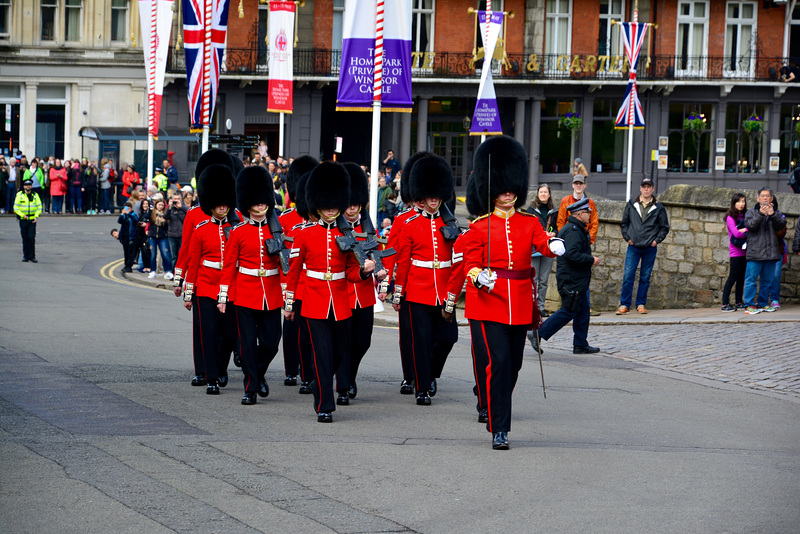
[412,0,434,57]
[598,0,623,56]
[0,0,11,38]
[540,99,577,174]
[332,0,344,73]
[592,99,627,173]
[724,104,767,174]
[111,0,128,42]
[257,3,268,71]
[41,0,58,41]
[65,0,82,42]
[777,104,800,173]
[676,1,708,76]
[545,0,570,57]
[665,103,713,173]
[724,1,756,77]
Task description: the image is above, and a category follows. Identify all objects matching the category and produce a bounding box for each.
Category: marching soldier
[279,156,318,387]
[392,154,459,406]
[463,136,564,450]
[173,149,237,386]
[182,164,238,395]
[283,162,377,423]
[336,163,385,402]
[378,152,427,395]
[219,166,284,405]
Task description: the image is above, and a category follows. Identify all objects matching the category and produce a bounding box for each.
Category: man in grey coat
[743,187,786,314]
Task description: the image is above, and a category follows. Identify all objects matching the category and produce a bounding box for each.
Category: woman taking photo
[721,193,748,312]
[148,198,174,280]
[137,198,152,273]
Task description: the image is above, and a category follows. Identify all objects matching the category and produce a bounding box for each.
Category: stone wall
[539,185,800,311]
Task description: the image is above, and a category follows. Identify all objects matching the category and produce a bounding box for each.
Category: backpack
[730,219,747,248]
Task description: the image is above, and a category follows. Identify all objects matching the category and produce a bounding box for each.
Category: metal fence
[165,46,786,83]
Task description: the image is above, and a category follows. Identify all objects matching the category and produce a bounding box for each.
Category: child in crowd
[721,193,747,312]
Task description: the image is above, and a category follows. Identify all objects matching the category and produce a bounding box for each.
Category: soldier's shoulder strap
[195,219,210,230]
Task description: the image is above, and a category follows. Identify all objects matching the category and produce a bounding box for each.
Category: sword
[487,153,491,276]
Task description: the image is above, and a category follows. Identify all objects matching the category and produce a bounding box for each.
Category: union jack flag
[183,0,230,130]
[615,21,649,129]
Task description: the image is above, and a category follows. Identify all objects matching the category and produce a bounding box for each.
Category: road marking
[100,259,169,293]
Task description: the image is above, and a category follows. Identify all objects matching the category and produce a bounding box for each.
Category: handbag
[559,289,582,312]
[729,219,746,248]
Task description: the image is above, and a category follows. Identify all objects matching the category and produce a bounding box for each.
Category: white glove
[476,269,497,291]
[548,237,566,256]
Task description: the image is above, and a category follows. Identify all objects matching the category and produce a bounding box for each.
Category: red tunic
[285,220,364,320]
[220,219,283,311]
[279,208,304,235]
[174,206,208,280]
[347,220,377,309]
[463,208,554,325]
[394,210,453,306]
[288,221,314,301]
[184,218,232,300]
[381,206,420,285]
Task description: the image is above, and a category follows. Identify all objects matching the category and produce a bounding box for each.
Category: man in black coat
[530,198,601,354]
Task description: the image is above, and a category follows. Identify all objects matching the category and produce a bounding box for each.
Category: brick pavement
[538,321,800,400]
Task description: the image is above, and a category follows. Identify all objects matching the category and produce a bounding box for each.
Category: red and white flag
[138,0,174,139]
[267,1,295,113]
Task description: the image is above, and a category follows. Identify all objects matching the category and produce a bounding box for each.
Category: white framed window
[412,0,434,59]
[65,0,82,42]
[598,0,623,56]
[41,0,59,41]
[331,0,344,74]
[111,0,128,43]
[724,1,756,78]
[257,3,268,71]
[545,0,571,56]
[675,1,709,77]
[0,0,11,38]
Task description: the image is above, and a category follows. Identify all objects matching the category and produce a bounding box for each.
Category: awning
[78,126,198,142]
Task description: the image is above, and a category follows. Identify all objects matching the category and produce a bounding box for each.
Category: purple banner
[336,38,413,111]
[471,98,502,135]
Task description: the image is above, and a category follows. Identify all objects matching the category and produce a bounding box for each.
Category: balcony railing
[165,45,786,83]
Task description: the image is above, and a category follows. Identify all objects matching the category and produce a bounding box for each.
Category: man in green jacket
[14,178,42,263]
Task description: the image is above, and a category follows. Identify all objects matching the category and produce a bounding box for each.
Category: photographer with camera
[780,65,798,83]
[742,187,786,314]
[163,192,188,266]
[117,202,139,273]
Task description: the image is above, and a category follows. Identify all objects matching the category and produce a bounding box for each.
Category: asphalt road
[1,215,798,534]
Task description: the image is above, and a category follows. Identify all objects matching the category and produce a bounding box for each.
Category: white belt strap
[306,269,345,281]
[411,259,452,269]
[238,266,279,277]
[202,259,223,270]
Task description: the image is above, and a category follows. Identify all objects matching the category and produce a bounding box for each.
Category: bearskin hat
[400,151,431,203]
[409,153,454,203]
[236,166,275,215]
[286,155,319,201]
[231,154,244,177]
[465,172,488,217]
[343,162,369,208]
[305,161,351,215]
[197,164,236,216]
[294,171,312,220]
[470,135,529,210]
[195,149,234,182]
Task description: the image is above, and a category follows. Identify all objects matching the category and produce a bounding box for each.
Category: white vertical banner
[138,0,174,138]
[267,1,295,113]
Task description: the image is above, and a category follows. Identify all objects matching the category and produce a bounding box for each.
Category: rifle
[353,213,395,274]
[264,208,293,275]
[334,214,370,268]
[439,203,461,241]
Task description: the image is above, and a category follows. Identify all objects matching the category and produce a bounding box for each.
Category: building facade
[2,0,800,196]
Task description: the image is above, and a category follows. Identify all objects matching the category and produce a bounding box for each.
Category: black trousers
[398,300,415,382]
[282,299,301,377]
[407,301,458,394]
[348,304,374,384]
[469,320,527,433]
[19,219,36,260]
[303,311,352,414]
[722,255,747,306]
[196,296,235,383]
[236,306,281,393]
[191,295,204,376]
[122,238,137,269]
[471,335,488,414]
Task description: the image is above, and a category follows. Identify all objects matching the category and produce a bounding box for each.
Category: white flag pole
[201,0,212,153]
[368,0,384,227]
[626,122,633,202]
[147,0,157,189]
[279,112,285,157]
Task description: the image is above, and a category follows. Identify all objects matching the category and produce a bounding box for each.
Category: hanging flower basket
[682,113,706,132]
[558,111,582,132]
[742,115,764,134]
[794,121,800,138]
